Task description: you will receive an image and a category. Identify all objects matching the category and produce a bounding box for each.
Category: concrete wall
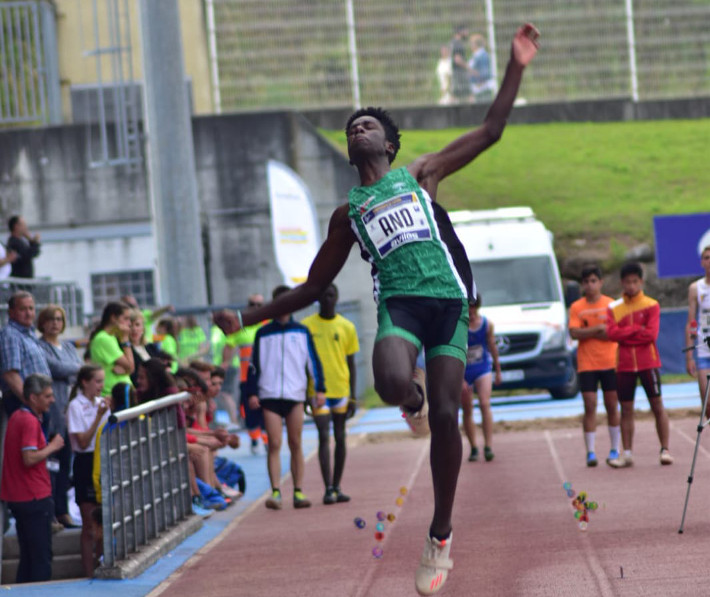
[0,112,377,386]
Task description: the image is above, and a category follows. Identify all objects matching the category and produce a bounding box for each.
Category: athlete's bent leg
[372,336,420,410]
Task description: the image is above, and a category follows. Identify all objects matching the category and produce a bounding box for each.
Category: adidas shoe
[586,451,598,467]
[265,489,283,510]
[220,483,242,500]
[415,533,454,595]
[293,490,311,509]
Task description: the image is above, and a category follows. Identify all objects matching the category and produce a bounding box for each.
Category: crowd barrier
[97,392,198,577]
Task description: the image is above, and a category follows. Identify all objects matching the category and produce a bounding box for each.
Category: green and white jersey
[348,167,469,304]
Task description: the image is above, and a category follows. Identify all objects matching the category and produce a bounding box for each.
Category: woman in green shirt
[88,302,135,397]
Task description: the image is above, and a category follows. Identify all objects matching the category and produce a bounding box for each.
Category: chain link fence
[206,0,710,112]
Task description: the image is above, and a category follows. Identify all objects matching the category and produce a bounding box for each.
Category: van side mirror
[564,281,581,308]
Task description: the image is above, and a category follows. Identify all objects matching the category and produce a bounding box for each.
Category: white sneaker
[608,453,633,468]
[220,483,242,499]
[415,534,454,595]
[660,449,674,465]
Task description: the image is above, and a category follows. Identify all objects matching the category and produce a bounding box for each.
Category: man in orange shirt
[569,265,620,467]
[605,262,673,468]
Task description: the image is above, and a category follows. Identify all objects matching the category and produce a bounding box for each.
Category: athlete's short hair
[580,264,602,281]
[345,107,401,163]
[701,245,710,257]
[620,261,643,280]
[468,293,481,308]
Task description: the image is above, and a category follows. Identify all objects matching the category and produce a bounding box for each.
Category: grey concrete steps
[2,527,84,583]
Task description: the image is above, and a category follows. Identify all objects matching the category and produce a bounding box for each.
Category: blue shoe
[196,478,229,511]
[606,449,619,466]
[586,452,598,467]
[192,496,214,518]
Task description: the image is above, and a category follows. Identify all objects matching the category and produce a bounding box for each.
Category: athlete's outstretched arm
[215,205,355,333]
[410,23,539,198]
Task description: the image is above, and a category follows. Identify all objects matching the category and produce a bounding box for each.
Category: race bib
[466,345,484,365]
[700,311,710,331]
[361,192,431,258]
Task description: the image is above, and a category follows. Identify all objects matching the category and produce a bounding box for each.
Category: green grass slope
[322,119,709,244]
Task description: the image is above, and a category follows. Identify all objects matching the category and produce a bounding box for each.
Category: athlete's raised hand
[213,309,241,335]
[512,23,539,67]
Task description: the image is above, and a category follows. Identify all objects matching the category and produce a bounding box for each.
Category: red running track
[148,417,710,596]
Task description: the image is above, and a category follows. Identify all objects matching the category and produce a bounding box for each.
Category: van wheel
[548,371,579,400]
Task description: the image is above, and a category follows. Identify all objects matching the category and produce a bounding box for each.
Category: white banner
[267,160,321,285]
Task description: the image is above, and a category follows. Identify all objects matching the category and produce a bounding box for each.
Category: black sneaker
[323,487,337,505]
[293,490,312,509]
[334,487,350,503]
[484,446,495,462]
[468,447,479,462]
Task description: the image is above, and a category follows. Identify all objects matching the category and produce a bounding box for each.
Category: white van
[450,206,579,399]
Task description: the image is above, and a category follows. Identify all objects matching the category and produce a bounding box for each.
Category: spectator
[460,294,501,463]
[223,293,268,452]
[606,262,673,468]
[155,317,179,373]
[0,240,17,280]
[37,304,82,529]
[469,34,496,102]
[87,301,135,397]
[450,24,471,102]
[568,265,620,468]
[245,285,326,510]
[121,295,174,343]
[7,215,40,279]
[178,315,209,364]
[686,245,710,416]
[302,283,359,505]
[128,308,153,386]
[66,365,110,577]
[0,373,64,583]
[436,45,453,105]
[0,291,52,416]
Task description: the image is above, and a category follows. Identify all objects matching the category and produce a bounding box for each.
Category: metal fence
[0,0,60,125]
[206,0,710,112]
[98,392,192,570]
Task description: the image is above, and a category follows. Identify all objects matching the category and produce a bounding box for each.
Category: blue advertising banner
[653,213,710,278]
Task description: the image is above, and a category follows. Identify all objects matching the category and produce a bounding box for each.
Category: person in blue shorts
[460,295,501,462]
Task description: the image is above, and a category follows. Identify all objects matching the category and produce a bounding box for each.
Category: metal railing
[98,392,192,569]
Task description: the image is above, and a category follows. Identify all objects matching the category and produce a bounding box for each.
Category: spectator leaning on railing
[0,291,52,417]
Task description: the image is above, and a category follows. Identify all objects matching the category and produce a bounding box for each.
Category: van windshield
[470,256,559,306]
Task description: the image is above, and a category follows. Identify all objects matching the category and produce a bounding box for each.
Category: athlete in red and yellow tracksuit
[605,285,672,468]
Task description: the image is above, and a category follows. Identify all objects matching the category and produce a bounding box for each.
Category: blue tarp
[659,308,691,375]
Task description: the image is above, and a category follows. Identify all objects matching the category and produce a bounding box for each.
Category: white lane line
[544,430,616,597]
[352,439,430,597]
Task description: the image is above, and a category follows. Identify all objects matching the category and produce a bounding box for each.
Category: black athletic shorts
[376,296,468,363]
[579,369,617,393]
[73,451,98,505]
[616,369,661,403]
[260,399,302,419]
